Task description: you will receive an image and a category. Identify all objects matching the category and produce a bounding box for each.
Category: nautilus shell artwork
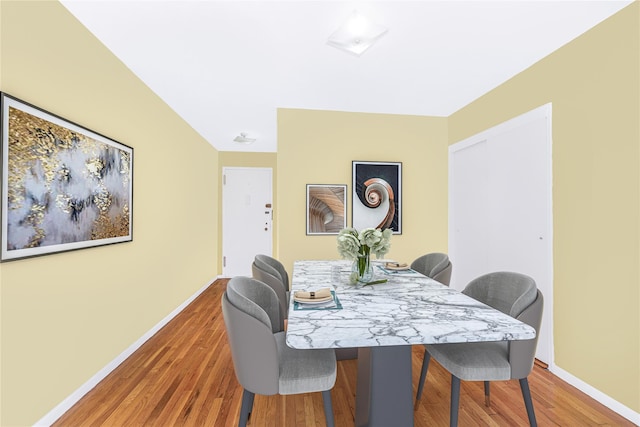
[352,162,401,234]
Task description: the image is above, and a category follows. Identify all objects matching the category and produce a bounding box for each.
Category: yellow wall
[0,2,219,425]
[449,3,640,412]
[276,109,449,273]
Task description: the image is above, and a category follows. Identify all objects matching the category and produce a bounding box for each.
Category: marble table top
[285,260,537,350]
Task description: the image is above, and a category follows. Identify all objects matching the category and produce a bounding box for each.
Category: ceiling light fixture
[233,132,256,144]
[327,10,388,56]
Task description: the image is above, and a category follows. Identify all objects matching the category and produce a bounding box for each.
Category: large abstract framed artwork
[352,161,402,234]
[1,93,133,261]
[306,184,346,235]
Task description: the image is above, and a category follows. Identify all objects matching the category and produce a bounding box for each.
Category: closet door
[449,104,553,365]
[449,138,489,289]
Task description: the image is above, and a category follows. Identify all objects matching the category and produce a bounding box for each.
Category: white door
[449,104,553,366]
[222,167,273,277]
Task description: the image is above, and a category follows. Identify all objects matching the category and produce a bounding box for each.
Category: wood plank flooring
[53,280,635,426]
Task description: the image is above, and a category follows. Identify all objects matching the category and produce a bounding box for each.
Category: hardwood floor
[53,280,634,426]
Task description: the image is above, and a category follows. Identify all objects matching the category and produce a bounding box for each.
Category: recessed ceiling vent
[233,132,256,144]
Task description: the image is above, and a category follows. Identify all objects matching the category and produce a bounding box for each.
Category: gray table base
[355,346,414,427]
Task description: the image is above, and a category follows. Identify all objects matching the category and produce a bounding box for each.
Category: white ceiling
[60,0,633,153]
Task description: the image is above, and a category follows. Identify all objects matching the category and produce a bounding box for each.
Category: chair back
[509,290,544,379]
[252,261,288,329]
[221,277,281,395]
[411,253,452,285]
[432,261,452,286]
[226,276,281,333]
[462,271,537,318]
[462,272,542,380]
[255,254,290,291]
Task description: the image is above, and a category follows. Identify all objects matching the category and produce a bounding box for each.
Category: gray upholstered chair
[410,252,452,285]
[415,272,543,427]
[222,276,337,427]
[412,253,453,392]
[251,261,287,331]
[253,255,290,314]
[255,254,290,291]
[252,255,357,361]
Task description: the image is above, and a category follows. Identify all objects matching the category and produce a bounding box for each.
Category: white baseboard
[551,365,640,425]
[34,278,219,427]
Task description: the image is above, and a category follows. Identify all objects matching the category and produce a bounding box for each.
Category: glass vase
[351,253,374,284]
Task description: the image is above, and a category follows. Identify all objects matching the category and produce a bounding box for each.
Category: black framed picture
[352,161,401,234]
[1,92,133,261]
[306,184,347,235]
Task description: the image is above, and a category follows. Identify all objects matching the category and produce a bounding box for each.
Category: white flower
[371,228,392,258]
[337,226,392,260]
[359,227,382,247]
[337,228,361,260]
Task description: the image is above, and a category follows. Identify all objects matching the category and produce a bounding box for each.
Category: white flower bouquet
[337,227,392,283]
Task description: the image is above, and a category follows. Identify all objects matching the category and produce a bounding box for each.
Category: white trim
[551,365,640,425]
[34,278,218,426]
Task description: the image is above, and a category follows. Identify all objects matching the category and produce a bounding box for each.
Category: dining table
[285,259,537,427]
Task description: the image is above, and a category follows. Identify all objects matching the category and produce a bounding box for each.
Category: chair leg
[415,349,431,407]
[450,375,461,427]
[238,389,254,427]
[484,381,491,406]
[322,390,335,427]
[519,377,538,427]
